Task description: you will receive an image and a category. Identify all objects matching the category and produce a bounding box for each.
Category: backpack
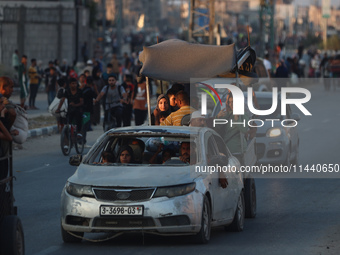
[103,85,124,107]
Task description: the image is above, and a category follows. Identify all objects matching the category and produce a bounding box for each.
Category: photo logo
[199,84,312,128]
[199,82,222,114]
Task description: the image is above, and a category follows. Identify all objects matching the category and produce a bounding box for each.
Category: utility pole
[259,0,266,57]
[259,0,276,56]
[189,0,215,44]
[208,0,215,45]
[116,0,123,56]
[322,0,331,50]
[269,0,276,51]
[75,0,79,62]
[102,0,106,57]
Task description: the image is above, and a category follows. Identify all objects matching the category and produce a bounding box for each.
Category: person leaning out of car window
[215,93,248,154]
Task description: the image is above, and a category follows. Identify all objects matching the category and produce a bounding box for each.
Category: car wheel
[284,149,291,166]
[291,144,299,166]
[75,136,85,154]
[194,196,211,244]
[0,215,25,255]
[225,191,245,232]
[244,177,257,218]
[61,224,83,243]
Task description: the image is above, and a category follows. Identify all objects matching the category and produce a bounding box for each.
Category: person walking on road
[132,76,148,126]
[12,50,20,72]
[28,58,41,109]
[81,77,97,144]
[45,67,58,106]
[18,55,28,108]
[92,66,105,125]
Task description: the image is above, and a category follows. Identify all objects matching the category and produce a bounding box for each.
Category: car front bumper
[255,135,289,165]
[61,187,204,235]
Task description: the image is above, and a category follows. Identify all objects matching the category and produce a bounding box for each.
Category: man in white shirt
[263,53,272,77]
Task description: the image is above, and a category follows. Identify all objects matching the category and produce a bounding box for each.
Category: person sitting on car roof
[189,111,206,127]
[160,90,196,126]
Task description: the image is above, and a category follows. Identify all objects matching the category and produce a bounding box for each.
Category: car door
[206,133,235,222]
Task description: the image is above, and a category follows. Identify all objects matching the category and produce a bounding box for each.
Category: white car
[253,92,300,165]
[61,126,245,244]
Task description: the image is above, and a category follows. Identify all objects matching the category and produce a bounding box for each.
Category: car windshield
[84,133,199,166]
[256,97,282,120]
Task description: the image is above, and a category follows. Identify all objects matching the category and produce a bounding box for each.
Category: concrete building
[0,0,92,68]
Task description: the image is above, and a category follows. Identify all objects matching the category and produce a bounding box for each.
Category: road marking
[322,119,330,123]
[24,162,65,173]
[34,246,61,255]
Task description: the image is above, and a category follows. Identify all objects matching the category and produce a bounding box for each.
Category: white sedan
[61,126,245,244]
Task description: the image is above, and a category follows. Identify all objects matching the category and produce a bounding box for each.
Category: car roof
[107,125,211,136]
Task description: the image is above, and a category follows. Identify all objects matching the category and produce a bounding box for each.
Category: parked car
[252,92,300,165]
[61,126,245,244]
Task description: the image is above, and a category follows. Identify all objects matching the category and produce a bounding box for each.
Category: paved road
[11,83,340,255]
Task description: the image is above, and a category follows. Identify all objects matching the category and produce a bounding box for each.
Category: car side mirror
[291,113,301,122]
[69,154,82,166]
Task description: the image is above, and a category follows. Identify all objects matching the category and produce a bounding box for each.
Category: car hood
[68,164,200,187]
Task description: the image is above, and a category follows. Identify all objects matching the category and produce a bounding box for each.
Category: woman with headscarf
[151,94,171,125]
[118,145,135,164]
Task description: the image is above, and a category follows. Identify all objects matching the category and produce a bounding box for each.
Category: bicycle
[60,121,84,156]
[103,108,118,132]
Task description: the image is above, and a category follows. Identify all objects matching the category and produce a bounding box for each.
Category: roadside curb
[28,125,58,138]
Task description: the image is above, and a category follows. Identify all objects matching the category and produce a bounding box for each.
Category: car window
[84,134,198,166]
[213,134,229,158]
[256,97,282,120]
[207,136,218,156]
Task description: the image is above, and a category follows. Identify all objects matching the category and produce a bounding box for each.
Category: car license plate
[100,206,143,216]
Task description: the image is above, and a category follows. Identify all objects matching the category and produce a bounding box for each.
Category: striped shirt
[160,105,196,126]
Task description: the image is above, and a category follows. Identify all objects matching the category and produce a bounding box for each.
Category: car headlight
[66,182,94,198]
[266,128,282,137]
[153,183,196,198]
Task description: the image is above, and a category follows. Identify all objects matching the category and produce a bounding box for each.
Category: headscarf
[156,94,171,114]
[117,145,135,163]
[152,94,171,125]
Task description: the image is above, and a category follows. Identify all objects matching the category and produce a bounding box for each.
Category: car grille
[93,188,155,202]
[256,143,265,159]
[93,217,155,228]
